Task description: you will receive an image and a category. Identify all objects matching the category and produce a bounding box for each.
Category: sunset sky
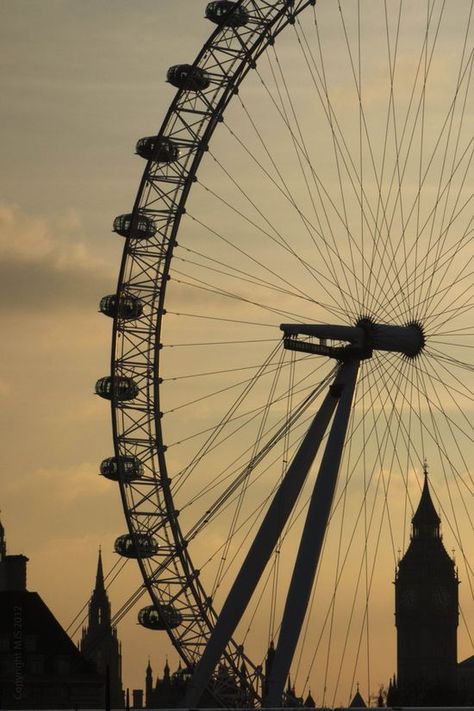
[1,1,473,704]
[0,0,212,695]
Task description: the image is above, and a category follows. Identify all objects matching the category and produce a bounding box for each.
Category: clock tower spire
[395,465,459,705]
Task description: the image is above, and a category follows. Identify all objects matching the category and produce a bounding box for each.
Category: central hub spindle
[281,319,425,360]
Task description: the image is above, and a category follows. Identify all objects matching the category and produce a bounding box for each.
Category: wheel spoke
[99,1,473,705]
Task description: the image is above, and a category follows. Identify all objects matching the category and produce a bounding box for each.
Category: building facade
[0,519,103,709]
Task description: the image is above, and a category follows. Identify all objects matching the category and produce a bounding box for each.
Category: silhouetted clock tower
[394,467,459,705]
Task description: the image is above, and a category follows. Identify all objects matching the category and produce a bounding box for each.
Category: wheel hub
[281,319,425,360]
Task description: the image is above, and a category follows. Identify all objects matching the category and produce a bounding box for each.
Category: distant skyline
[1,1,472,704]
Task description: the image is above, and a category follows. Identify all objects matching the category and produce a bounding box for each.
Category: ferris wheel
[96,0,473,706]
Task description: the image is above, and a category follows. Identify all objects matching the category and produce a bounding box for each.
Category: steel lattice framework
[97,0,474,706]
[109,0,315,704]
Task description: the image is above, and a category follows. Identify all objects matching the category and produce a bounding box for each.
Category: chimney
[0,554,29,591]
[132,689,143,708]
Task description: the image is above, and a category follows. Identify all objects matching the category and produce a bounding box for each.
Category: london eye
[96,1,473,706]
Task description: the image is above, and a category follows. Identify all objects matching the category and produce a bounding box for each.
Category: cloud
[3,461,106,506]
[0,203,113,312]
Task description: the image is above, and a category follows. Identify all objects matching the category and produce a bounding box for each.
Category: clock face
[432,586,450,608]
[400,588,416,609]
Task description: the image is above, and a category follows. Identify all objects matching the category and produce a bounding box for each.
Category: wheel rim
[103,1,473,705]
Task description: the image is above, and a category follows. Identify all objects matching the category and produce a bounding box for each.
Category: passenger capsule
[113,213,156,240]
[138,604,183,630]
[205,1,249,27]
[95,376,139,402]
[99,456,144,482]
[167,64,211,92]
[99,293,143,320]
[114,533,158,559]
[135,136,180,163]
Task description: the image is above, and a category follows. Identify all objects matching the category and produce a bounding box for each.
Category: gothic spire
[95,546,105,592]
[412,463,440,539]
[85,548,111,631]
[81,549,122,706]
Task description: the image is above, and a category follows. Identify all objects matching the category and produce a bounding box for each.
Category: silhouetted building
[81,549,124,707]
[145,658,153,707]
[0,519,103,708]
[349,684,367,707]
[458,655,474,704]
[145,658,191,708]
[282,675,303,706]
[132,687,144,708]
[391,469,460,705]
[303,689,315,707]
[144,656,255,708]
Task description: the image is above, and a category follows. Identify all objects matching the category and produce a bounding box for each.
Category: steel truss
[109,1,316,705]
[102,0,474,706]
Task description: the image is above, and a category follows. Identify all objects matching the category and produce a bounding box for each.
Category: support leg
[183,367,348,707]
[263,359,359,707]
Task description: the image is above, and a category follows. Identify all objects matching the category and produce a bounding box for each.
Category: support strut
[183,361,358,708]
[263,359,359,707]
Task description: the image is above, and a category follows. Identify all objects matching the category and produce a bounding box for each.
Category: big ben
[395,468,459,705]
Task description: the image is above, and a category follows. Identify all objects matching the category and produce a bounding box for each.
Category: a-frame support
[184,359,359,707]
